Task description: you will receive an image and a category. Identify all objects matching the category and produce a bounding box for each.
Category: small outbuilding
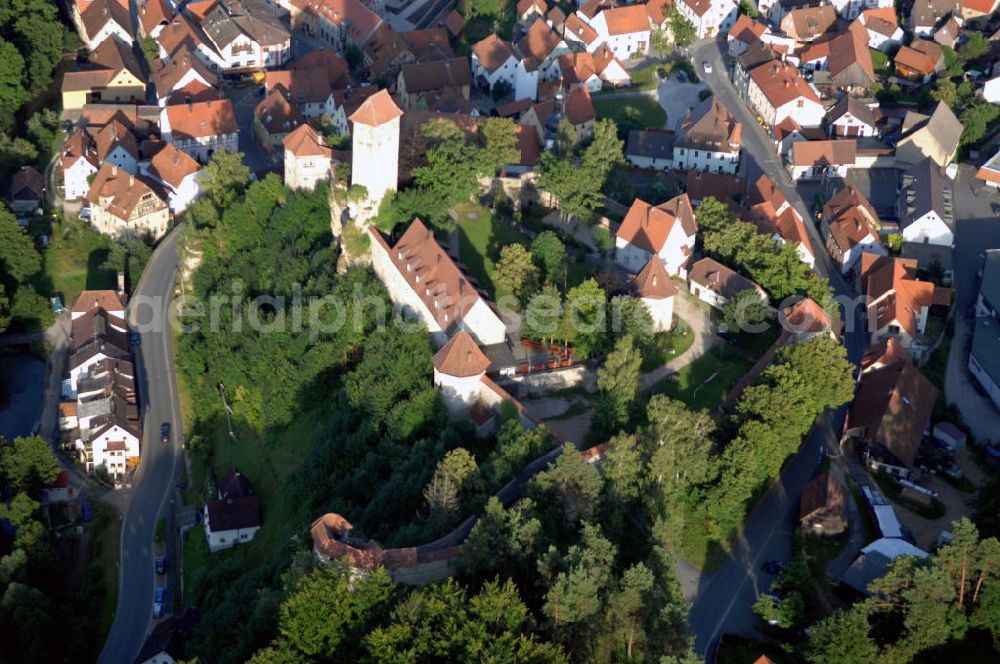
[932,421,966,450]
[799,471,848,535]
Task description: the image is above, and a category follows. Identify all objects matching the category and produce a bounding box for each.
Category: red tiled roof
[616,193,697,254]
[848,354,937,468]
[564,13,599,45]
[859,254,936,338]
[517,18,563,60]
[371,218,488,333]
[348,88,403,126]
[432,330,491,376]
[147,143,201,188]
[782,298,832,334]
[166,99,237,140]
[71,289,125,314]
[791,139,857,166]
[254,89,306,135]
[749,60,821,107]
[472,33,516,73]
[602,4,651,34]
[631,256,677,300]
[291,49,350,88]
[565,85,595,125]
[730,13,767,44]
[283,123,332,158]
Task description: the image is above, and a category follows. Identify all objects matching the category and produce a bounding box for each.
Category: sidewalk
[639,290,715,393]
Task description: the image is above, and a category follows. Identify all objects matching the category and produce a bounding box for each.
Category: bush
[591,226,612,253]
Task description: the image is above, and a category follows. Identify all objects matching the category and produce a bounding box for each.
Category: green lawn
[593,96,667,130]
[640,316,697,371]
[649,346,752,411]
[34,216,116,305]
[455,202,530,300]
[870,48,891,77]
[90,502,121,645]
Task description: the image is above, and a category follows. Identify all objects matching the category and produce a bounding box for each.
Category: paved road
[681,38,870,655]
[97,228,185,664]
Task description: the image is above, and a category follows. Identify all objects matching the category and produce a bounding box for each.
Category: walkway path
[639,290,714,393]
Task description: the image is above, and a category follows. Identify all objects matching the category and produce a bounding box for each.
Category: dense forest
[0,435,114,662]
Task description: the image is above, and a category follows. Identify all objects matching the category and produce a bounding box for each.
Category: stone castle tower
[348,89,403,209]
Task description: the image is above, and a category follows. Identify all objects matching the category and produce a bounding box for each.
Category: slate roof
[626,129,675,161]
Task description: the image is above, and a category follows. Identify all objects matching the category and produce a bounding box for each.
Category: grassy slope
[650,346,752,412]
[455,202,530,300]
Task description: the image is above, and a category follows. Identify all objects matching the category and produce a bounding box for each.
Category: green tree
[930,78,959,107]
[140,35,160,66]
[582,118,624,189]
[365,578,567,662]
[650,28,671,54]
[610,295,655,353]
[720,289,770,335]
[459,496,541,580]
[495,243,540,305]
[101,237,152,294]
[484,420,554,486]
[667,8,696,49]
[562,278,607,357]
[478,117,519,174]
[0,492,39,526]
[0,284,10,333]
[596,335,642,430]
[530,231,567,283]
[422,472,460,533]
[201,149,250,208]
[530,443,603,527]
[606,563,655,659]
[0,435,59,496]
[0,205,41,284]
[804,607,878,664]
[601,433,645,505]
[276,564,394,658]
[960,97,1000,147]
[960,31,989,62]
[431,448,483,499]
[642,396,716,502]
[0,37,26,132]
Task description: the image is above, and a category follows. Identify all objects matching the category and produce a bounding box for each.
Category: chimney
[111,165,118,176]
[129,174,135,187]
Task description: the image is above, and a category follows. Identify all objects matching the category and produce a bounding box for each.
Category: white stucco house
[584,4,651,60]
[630,257,677,331]
[898,158,955,252]
[614,194,698,277]
[675,0,739,39]
[747,61,825,128]
[144,143,203,213]
[161,99,239,163]
[688,257,768,310]
[672,98,742,174]
[62,128,100,201]
[368,218,507,348]
[205,467,262,552]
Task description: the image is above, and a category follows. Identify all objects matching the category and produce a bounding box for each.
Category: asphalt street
[683,38,870,655]
[97,228,185,664]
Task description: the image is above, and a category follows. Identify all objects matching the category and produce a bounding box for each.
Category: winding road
[680,37,869,656]
[97,228,185,664]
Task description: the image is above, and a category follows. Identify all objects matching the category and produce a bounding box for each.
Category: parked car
[761,560,784,575]
[155,556,165,575]
[161,422,171,444]
[702,61,712,74]
[78,208,91,221]
[129,330,140,346]
[153,586,166,618]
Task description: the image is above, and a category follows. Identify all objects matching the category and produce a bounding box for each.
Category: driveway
[639,288,715,392]
[942,164,1000,442]
[656,74,711,130]
[224,85,273,174]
